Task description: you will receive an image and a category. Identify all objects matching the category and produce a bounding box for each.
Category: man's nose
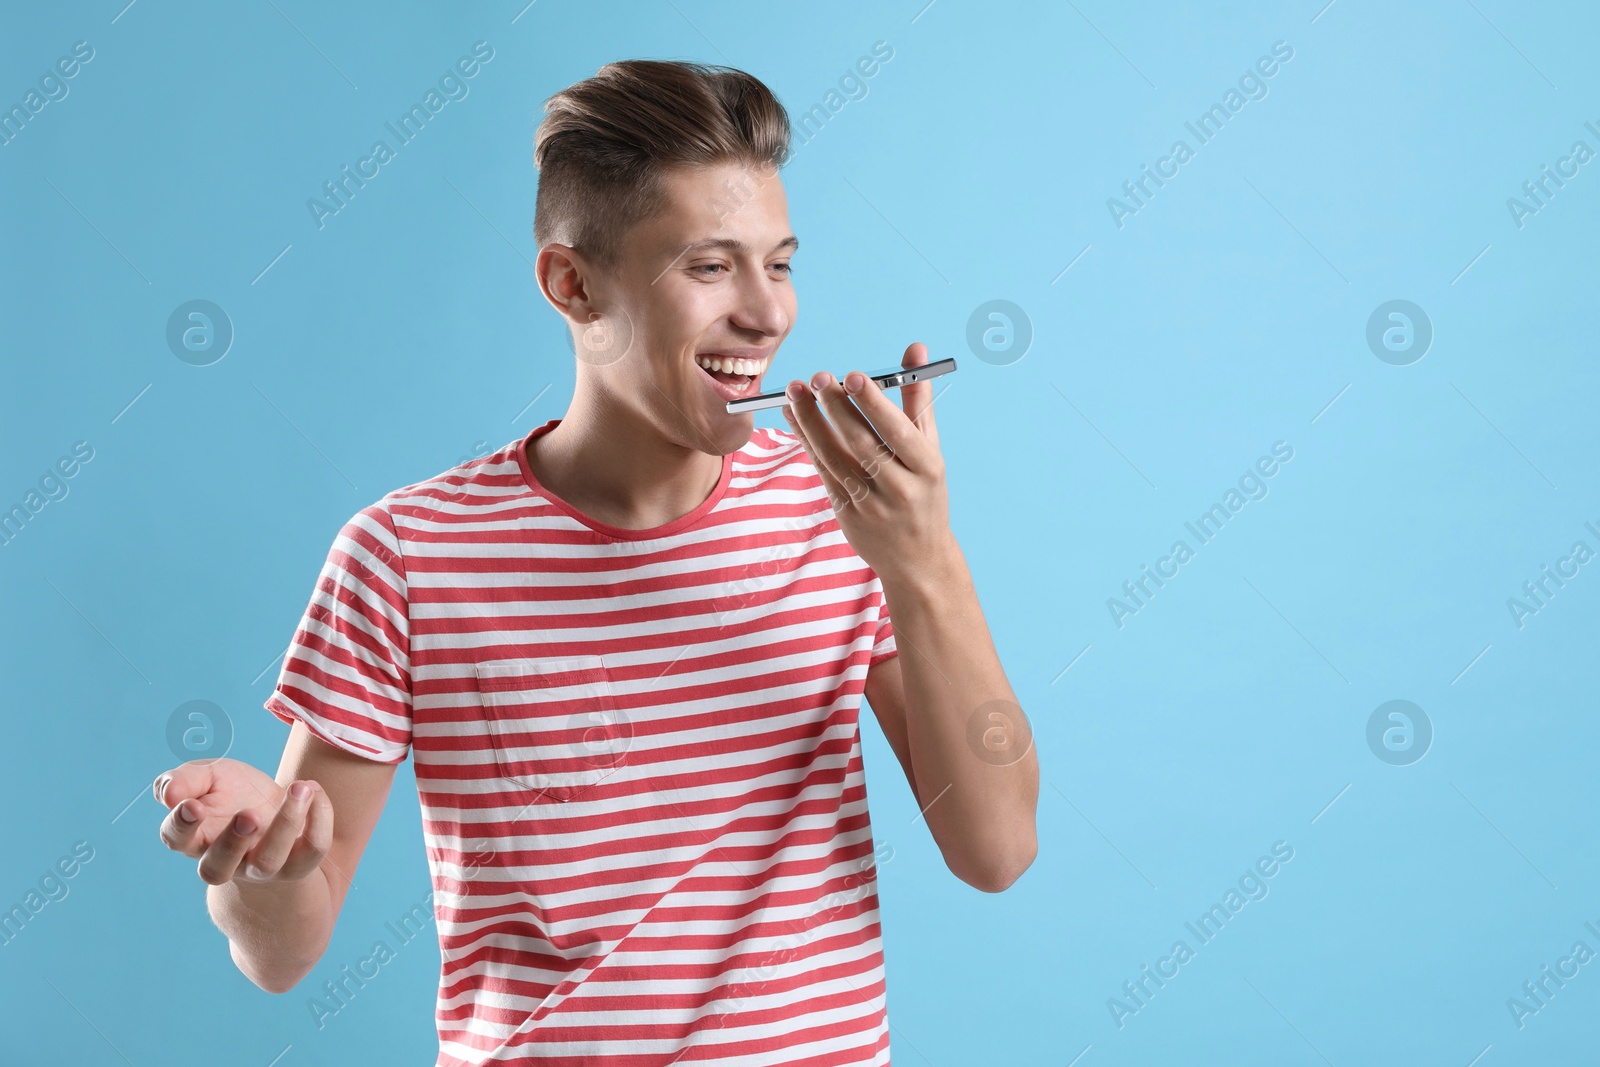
[731,273,790,336]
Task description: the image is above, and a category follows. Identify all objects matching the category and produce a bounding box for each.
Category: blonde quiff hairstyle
[533,60,794,274]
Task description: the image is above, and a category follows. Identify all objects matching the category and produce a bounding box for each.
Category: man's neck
[526,399,725,532]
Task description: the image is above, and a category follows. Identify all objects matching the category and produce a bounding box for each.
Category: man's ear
[536,243,596,329]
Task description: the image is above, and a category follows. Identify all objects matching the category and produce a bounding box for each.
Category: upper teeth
[695,354,766,376]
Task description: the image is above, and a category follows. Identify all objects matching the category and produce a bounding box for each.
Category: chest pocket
[472,655,632,803]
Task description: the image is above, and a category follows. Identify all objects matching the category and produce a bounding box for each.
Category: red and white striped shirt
[266,418,899,1065]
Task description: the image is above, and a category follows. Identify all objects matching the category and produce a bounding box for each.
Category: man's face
[574,160,798,455]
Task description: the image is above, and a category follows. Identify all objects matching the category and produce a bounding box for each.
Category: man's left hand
[781,341,953,587]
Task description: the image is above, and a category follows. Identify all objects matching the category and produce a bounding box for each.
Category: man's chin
[708,417,752,452]
[689,382,754,436]
[665,400,749,457]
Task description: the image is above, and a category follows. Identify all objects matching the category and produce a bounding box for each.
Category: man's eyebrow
[680,235,799,255]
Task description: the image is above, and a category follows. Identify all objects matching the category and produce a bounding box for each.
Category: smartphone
[726,356,958,414]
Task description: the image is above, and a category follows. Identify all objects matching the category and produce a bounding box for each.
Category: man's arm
[863,537,1038,893]
[780,342,1038,893]
[156,723,397,994]
[202,721,397,993]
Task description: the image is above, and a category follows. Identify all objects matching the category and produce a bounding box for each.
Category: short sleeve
[265,503,413,764]
[870,582,898,668]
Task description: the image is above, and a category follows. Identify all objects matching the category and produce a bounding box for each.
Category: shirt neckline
[513,418,735,541]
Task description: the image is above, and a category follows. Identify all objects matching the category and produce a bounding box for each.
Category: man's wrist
[877,531,967,608]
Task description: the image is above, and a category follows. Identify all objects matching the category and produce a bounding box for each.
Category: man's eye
[690,263,793,276]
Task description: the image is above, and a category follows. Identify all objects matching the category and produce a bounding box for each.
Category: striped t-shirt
[265,418,899,1066]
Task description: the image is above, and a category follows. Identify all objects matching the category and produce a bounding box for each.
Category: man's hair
[533,60,792,273]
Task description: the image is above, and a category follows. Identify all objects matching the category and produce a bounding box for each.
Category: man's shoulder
[367,439,528,523]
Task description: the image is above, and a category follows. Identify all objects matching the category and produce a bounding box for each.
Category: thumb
[153,760,219,809]
[900,342,940,444]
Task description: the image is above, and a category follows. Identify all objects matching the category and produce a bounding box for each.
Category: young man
[154,60,1037,1065]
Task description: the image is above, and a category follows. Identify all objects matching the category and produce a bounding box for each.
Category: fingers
[836,369,931,480]
[196,808,264,886]
[244,781,318,880]
[158,797,210,857]
[786,346,941,481]
[842,345,938,475]
[807,370,882,452]
[155,761,330,886]
[162,780,329,886]
[785,372,883,485]
[783,385,865,512]
[815,373,898,483]
[783,379,849,474]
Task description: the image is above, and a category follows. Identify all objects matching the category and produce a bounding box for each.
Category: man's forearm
[881,532,1039,891]
[207,867,335,994]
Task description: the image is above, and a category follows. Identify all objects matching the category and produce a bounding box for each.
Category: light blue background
[3,1,1597,1064]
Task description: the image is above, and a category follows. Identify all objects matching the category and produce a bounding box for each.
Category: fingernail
[845,372,865,394]
[153,774,171,802]
[176,801,197,825]
[811,371,832,391]
[781,404,793,421]
[290,781,310,800]
[233,812,255,835]
[786,381,804,401]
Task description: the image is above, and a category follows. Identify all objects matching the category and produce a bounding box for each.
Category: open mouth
[694,353,767,402]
